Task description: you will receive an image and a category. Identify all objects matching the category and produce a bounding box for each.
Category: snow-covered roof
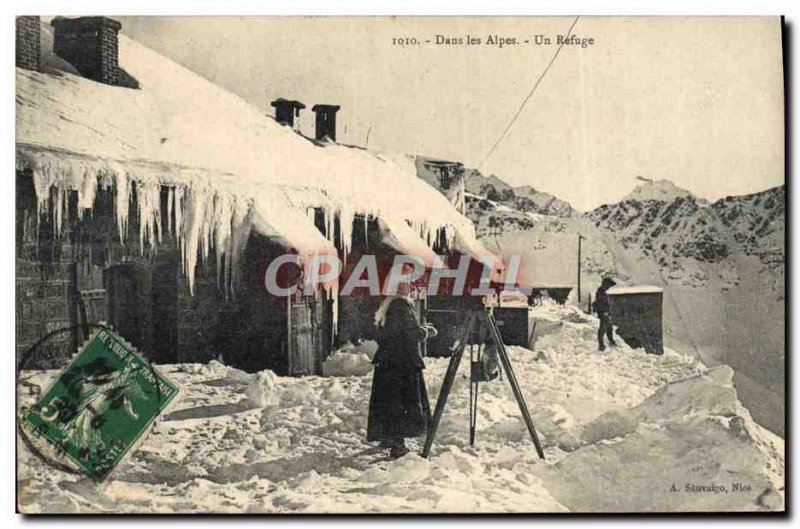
[608,285,664,295]
[16,23,498,292]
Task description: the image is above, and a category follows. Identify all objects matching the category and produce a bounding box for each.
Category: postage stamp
[21,329,179,481]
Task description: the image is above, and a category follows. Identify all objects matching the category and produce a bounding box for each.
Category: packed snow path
[17,303,784,513]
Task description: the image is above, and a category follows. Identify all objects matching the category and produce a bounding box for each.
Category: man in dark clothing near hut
[594,277,618,352]
[367,283,436,459]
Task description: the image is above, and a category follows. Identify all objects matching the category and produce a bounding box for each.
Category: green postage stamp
[22,329,179,481]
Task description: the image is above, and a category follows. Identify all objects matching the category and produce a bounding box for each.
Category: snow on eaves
[16,28,492,291]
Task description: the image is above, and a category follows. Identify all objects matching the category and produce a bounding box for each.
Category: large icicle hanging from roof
[180,184,212,294]
[338,204,355,259]
[224,204,251,300]
[212,192,234,289]
[135,178,163,254]
[114,170,131,243]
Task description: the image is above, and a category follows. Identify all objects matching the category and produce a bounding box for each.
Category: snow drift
[16,302,783,513]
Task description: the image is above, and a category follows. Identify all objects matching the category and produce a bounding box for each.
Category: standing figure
[594,277,618,351]
[367,283,436,459]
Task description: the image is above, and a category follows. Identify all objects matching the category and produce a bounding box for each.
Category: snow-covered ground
[17,302,784,513]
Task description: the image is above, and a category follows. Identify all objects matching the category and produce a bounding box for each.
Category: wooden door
[287,293,331,376]
[288,295,315,376]
[151,256,179,362]
[105,263,151,353]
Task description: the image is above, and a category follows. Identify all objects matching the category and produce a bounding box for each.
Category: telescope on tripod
[421,306,545,460]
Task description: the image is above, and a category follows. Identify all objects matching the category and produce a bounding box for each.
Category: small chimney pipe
[311,104,341,142]
[271,98,306,128]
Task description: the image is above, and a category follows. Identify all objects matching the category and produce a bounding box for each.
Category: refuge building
[15,16,499,375]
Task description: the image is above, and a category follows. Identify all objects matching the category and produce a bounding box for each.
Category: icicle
[154,186,163,246]
[77,166,98,220]
[338,204,354,260]
[174,186,185,269]
[183,187,199,293]
[212,193,234,290]
[330,286,339,336]
[201,198,212,267]
[225,204,251,300]
[166,187,174,236]
[53,186,64,238]
[135,179,162,254]
[325,207,333,244]
[113,171,131,244]
[181,184,216,295]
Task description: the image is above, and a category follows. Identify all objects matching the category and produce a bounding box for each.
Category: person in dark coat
[367,286,435,459]
[594,277,618,351]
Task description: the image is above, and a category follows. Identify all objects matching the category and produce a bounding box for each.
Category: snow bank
[537,365,784,512]
[16,304,782,513]
[322,341,377,377]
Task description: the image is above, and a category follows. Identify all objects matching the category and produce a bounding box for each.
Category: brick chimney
[51,16,122,86]
[16,16,41,71]
[311,104,341,142]
[271,98,306,128]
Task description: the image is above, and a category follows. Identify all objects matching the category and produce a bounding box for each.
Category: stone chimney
[271,98,306,128]
[311,104,341,142]
[16,16,41,71]
[51,16,122,86]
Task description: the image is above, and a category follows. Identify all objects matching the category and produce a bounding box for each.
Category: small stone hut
[607,285,664,355]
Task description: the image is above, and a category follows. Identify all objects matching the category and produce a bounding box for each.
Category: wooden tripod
[421,308,545,459]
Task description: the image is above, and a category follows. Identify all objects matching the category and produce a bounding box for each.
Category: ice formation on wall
[15,23,498,295]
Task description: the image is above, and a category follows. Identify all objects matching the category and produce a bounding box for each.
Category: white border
[2,1,795,527]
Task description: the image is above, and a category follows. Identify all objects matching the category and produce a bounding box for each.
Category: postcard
[15,15,785,514]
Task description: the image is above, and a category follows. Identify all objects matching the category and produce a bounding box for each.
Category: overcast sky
[117,16,784,211]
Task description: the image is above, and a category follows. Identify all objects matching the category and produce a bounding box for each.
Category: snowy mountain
[586,183,785,436]
[589,192,731,268]
[512,185,576,219]
[622,178,705,204]
[588,184,784,276]
[713,186,785,262]
[463,174,784,437]
[464,170,576,218]
[17,302,784,513]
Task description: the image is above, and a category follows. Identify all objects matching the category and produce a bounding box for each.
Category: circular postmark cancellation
[18,324,179,482]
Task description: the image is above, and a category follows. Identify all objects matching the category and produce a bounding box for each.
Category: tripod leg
[483,311,546,460]
[421,313,473,458]
[469,343,483,446]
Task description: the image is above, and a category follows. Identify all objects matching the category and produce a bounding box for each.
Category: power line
[476,15,581,173]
